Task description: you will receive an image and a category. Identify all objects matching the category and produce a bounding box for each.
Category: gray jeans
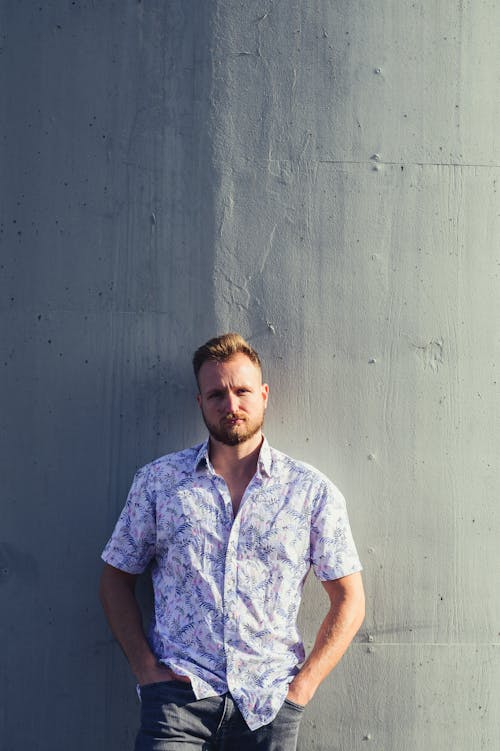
[135,680,304,751]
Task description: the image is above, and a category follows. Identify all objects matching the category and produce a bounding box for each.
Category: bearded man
[100,333,364,751]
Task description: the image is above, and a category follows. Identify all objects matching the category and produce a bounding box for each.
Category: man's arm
[287,571,365,706]
[99,562,186,686]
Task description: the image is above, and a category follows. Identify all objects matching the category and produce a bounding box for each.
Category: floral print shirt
[101,438,362,730]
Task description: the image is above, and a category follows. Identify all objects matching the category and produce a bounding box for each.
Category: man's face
[196,353,269,446]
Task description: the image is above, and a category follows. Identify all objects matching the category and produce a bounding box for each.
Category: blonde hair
[192,333,262,383]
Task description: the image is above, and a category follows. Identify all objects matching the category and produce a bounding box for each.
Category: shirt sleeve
[310,479,363,581]
[101,465,156,574]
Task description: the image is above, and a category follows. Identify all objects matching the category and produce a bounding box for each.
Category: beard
[201,409,265,446]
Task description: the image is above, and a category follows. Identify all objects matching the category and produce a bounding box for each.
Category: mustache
[222,412,246,422]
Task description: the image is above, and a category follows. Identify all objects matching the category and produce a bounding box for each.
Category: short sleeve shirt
[102,438,362,730]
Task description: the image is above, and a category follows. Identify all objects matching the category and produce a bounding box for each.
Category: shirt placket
[214,474,260,701]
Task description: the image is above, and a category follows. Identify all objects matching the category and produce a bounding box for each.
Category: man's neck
[209,433,263,480]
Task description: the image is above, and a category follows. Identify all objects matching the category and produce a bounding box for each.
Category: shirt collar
[194,436,273,478]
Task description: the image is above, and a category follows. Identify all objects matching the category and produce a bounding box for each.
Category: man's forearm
[99,564,159,683]
[287,573,365,705]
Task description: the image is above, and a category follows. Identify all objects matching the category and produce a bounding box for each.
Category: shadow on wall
[1,2,218,749]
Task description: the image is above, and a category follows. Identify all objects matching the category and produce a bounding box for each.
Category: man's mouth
[223,414,245,426]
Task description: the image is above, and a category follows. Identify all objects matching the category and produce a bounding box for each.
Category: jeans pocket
[283,698,306,711]
[139,680,195,706]
[140,679,192,691]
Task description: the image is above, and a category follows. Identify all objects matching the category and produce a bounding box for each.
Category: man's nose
[224,391,239,413]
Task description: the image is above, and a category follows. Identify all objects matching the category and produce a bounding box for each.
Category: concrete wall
[1,2,498,750]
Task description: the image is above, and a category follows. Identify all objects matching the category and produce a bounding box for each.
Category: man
[100,333,364,751]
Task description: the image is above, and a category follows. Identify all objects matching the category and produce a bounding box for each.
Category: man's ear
[196,393,202,407]
[262,383,269,408]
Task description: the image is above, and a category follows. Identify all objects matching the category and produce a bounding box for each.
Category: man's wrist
[286,675,316,706]
[134,661,193,687]
[132,654,161,684]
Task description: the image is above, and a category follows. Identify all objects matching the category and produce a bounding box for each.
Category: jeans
[135,680,304,751]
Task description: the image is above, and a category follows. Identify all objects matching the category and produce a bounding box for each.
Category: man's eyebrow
[206,383,253,396]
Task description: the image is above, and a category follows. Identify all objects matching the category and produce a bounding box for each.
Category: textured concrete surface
[1,2,499,750]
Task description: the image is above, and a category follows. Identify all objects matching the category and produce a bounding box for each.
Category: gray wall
[1,2,498,750]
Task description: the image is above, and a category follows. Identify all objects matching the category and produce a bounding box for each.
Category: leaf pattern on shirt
[102,438,362,731]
